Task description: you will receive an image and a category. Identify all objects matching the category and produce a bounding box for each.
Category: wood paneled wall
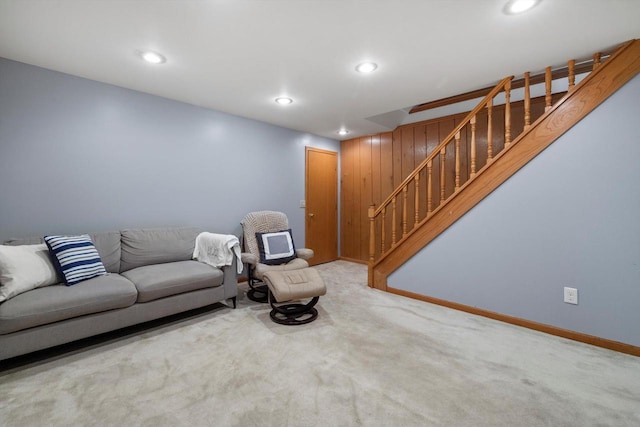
[341,94,562,261]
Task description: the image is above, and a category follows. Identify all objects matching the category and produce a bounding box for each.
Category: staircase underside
[371,39,640,290]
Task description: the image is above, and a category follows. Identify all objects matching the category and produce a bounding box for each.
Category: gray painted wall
[0,58,339,246]
[389,74,640,346]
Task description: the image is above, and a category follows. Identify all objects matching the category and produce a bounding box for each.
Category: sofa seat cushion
[121,260,223,303]
[0,274,137,334]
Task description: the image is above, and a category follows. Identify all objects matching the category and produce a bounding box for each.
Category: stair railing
[367,46,620,270]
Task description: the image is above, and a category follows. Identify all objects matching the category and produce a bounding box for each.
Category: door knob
[308,213,315,217]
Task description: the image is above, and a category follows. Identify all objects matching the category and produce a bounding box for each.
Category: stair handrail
[373,75,514,217]
[367,39,638,287]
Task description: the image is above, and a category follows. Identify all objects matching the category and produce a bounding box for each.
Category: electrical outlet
[564,287,578,305]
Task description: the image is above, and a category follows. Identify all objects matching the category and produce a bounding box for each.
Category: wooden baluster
[455,131,461,190]
[402,186,408,236]
[391,197,397,245]
[568,59,576,91]
[487,99,493,161]
[381,207,386,255]
[545,66,552,112]
[504,79,512,148]
[593,52,601,70]
[368,205,375,264]
[414,175,420,225]
[524,72,531,130]
[470,116,477,178]
[427,160,433,214]
[440,148,446,201]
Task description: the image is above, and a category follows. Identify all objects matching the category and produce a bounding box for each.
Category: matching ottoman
[262,268,326,325]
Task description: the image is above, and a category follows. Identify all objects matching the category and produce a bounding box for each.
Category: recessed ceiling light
[275,97,293,105]
[138,50,166,64]
[355,62,378,73]
[503,0,541,15]
[337,129,350,136]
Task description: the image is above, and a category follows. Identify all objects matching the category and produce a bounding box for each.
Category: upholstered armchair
[240,211,314,302]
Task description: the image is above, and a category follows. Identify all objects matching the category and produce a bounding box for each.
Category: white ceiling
[0,0,638,140]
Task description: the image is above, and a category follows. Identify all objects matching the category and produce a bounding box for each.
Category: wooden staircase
[368,39,640,290]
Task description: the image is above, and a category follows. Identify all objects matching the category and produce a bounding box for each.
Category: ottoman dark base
[269,294,320,325]
[247,286,268,303]
[247,279,268,303]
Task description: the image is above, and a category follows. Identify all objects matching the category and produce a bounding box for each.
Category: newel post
[368,204,376,287]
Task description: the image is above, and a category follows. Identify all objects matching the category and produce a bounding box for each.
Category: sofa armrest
[221,257,239,301]
[296,248,314,260]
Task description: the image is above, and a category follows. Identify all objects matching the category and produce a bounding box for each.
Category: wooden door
[305,147,338,265]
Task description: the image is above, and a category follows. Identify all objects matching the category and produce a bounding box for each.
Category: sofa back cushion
[4,231,121,274]
[87,232,121,274]
[119,227,200,272]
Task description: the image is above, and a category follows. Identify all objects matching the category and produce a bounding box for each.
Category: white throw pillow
[0,243,59,302]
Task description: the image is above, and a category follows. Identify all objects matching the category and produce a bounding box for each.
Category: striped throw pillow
[44,235,107,286]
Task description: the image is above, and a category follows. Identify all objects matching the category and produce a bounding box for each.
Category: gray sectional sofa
[0,227,237,361]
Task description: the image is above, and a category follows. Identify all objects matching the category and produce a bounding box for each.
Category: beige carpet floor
[1,260,639,426]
